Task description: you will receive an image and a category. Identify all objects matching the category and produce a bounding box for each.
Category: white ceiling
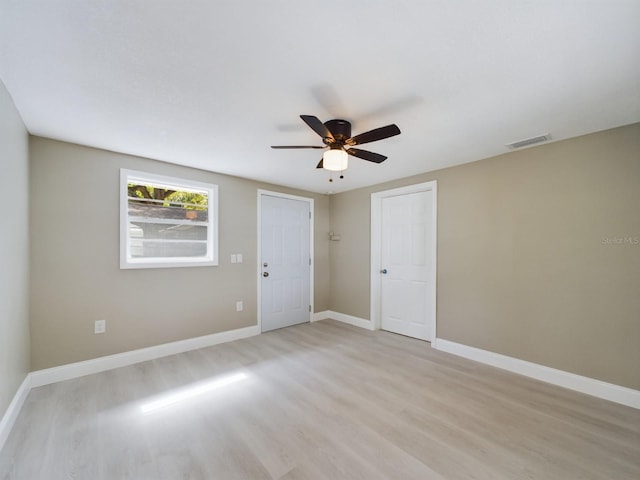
[1,1,639,194]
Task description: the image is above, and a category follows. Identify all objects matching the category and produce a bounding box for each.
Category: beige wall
[329,190,371,319]
[0,80,31,418]
[329,123,640,390]
[11,122,640,391]
[29,137,329,370]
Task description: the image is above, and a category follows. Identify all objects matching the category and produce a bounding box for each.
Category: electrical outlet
[236,301,243,312]
[94,319,106,334]
[230,254,237,264]
[236,253,243,263]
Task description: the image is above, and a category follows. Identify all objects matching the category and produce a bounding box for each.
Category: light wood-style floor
[1,320,638,479]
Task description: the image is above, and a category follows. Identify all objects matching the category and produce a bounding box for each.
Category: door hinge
[309,211,311,219]
[309,305,312,312]
[309,258,311,266]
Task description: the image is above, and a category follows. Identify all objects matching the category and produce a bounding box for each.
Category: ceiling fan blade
[300,115,335,141]
[316,159,324,169]
[271,145,325,149]
[346,124,401,146]
[346,148,387,163]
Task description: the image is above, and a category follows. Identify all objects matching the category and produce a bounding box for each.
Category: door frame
[257,189,314,332]
[370,181,437,340]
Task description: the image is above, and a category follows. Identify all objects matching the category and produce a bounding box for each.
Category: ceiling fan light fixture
[323,147,348,171]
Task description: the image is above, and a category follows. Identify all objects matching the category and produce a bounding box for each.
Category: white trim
[312,310,330,322]
[320,310,375,330]
[30,325,259,388]
[433,338,640,409]
[370,181,438,340]
[257,190,314,332]
[0,375,31,453]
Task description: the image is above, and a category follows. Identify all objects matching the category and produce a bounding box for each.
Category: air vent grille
[506,134,551,150]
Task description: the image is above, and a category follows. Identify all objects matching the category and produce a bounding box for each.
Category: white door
[260,194,311,332]
[380,190,434,340]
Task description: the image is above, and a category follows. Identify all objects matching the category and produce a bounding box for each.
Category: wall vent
[506,134,551,150]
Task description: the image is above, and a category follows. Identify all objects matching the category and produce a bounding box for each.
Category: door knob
[380,269,388,274]
[263,272,269,277]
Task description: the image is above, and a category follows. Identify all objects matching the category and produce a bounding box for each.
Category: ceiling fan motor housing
[324,119,351,144]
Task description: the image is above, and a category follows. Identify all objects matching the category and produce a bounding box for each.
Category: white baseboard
[0,375,31,453]
[433,338,640,410]
[317,310,374,330]
[312,310,330,322]
[30,325,260,388]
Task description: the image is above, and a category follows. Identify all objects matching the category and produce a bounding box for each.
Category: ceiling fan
[271,115,401,176]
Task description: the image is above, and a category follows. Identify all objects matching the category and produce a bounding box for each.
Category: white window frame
[120,169,218,269]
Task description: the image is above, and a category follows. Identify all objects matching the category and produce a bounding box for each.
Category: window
[120,169,218,269]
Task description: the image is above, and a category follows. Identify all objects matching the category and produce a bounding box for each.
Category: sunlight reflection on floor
[140,371,249,414]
